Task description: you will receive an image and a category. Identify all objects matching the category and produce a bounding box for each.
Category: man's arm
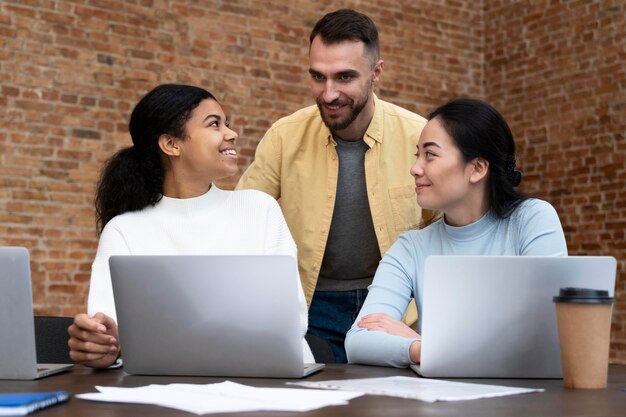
[236,128,282,198]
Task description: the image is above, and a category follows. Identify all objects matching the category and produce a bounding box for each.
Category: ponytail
[94,146,163,234]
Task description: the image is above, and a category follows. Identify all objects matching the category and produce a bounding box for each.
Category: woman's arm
[69,222,130,368]
[87,223,131,320]
[345,234,422,367]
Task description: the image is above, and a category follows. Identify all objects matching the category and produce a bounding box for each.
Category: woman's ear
[158,134,180,157]
[469,157,489,184]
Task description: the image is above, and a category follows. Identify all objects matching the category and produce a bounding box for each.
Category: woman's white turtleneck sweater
[87,185,314,363]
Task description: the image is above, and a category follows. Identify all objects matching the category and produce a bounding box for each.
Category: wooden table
[1,364,625,416]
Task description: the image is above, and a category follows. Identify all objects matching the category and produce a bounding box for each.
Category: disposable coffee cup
[553,287,614,389]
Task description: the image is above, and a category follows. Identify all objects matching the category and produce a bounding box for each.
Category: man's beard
[316,91,370,132]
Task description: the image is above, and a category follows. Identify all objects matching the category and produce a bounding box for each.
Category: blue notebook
[0,392,69,415]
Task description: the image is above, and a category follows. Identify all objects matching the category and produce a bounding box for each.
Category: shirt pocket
[388,184,420,232]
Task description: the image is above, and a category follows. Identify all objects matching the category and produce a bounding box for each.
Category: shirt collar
[364,93,383,145]
[157,184,224,217]
[442,209,498,241]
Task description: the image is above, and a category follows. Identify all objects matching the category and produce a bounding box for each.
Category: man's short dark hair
[309,9,380,60]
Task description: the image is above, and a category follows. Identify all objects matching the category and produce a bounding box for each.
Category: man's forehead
[309,37,373,72]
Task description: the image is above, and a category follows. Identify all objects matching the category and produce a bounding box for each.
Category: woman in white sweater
[68,84,314,368]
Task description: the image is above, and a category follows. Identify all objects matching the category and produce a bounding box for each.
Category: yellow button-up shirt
[237,95,439,310]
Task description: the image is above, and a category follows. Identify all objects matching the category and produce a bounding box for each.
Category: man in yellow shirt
[237,9,438,363]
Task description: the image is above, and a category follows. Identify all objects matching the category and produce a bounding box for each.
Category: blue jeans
[306,289,368,363]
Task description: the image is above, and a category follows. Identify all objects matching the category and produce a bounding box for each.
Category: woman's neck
[443,193,490,227]
[162,172,212,199]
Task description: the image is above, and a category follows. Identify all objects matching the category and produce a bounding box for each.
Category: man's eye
[311,74,324,81]
[339,75,353,81]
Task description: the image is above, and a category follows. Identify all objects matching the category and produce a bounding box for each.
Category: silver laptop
[0,247,73,379]
[411,256,617,379]
[110,255,324,378]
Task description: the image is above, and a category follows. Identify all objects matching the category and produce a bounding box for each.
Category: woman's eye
[208,121,218,127]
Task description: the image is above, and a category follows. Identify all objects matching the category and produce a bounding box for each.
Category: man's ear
[469,157,489,184]
[158,134,180,156]
[372,59,383,84]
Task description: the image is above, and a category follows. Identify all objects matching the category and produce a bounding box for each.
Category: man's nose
[322,80,340,103]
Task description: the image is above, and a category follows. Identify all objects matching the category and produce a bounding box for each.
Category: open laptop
[0,247,73,379]
[110,255,325,378]
[411,256,617,379]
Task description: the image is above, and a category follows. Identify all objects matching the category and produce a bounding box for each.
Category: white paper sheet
[77,381,363,415]
[289,376,544,403]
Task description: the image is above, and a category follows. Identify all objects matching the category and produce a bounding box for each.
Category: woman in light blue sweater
[345,98,567,367]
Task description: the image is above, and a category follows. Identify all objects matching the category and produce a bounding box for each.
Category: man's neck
[332,95,376,141]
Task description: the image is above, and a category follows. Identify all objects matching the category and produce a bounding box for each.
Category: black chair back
[34,316,74,364]
[305,333,336,364]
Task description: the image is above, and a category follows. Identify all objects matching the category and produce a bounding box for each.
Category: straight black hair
[428,98,527,218]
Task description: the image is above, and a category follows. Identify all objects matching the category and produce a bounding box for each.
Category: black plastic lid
[553,287,614,304]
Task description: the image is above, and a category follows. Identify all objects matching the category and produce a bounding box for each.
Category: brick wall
[1,0,624,362]
[484,0,626,363]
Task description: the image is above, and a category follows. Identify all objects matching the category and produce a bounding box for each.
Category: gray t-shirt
[317,136,381,291]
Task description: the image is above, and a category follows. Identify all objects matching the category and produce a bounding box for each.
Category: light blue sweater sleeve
[345,233,422,367]
[345,198,568,367]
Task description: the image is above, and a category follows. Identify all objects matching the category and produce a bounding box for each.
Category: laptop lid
[415,256,617,379]
[0,247,73,380]
[110,255,323,378]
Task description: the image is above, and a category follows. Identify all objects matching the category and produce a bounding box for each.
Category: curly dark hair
[95,84,215,234]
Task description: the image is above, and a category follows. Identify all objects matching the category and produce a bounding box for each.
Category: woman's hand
[358,313,422,363]
[67,312,120,368]
[357,313,419,338]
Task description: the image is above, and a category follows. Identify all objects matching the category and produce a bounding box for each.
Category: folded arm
[345,234,422,367]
